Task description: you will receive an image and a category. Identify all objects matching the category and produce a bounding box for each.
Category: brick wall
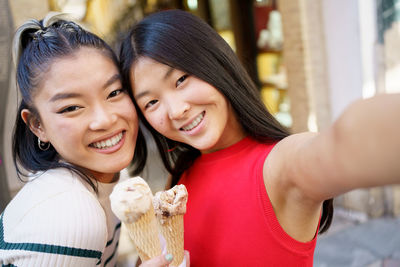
[278,0,331,133]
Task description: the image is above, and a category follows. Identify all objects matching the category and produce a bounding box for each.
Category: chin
[194,145,215,154]
[99,160,131,175]
[194,139,217,151]
[113,162,131,173]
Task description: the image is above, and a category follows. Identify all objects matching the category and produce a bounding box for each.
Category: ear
[21,109,49,142]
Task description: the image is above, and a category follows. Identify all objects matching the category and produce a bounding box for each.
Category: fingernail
[165,253,173,262]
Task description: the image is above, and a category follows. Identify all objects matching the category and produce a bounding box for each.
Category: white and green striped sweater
[0,168,121,267]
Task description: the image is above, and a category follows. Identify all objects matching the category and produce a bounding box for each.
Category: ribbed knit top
[0,168,120,267]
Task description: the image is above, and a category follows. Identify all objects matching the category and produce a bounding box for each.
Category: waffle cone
[125,205,162,262]
[158,214,184,266]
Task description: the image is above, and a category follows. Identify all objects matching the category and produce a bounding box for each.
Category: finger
[184,251,190,267]
[139,254,173,267]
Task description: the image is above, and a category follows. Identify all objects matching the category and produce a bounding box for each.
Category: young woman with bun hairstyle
[0,13,149,266]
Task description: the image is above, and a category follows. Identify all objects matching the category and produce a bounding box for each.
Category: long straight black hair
[120,9,333,233]
[12,13,147,192]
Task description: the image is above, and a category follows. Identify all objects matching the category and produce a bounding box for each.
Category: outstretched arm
[289,93,400,202]
[264,93,400,241]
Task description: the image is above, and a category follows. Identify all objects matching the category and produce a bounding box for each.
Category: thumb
[184,250,190,267]
[139,254,173,267]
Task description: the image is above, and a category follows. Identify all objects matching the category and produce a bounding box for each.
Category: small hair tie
[32,29,43,40]
[32,26,49,40]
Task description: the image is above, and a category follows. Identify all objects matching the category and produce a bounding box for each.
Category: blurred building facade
[1,0,400,219]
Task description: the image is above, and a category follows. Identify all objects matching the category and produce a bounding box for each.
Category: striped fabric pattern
[0,169,121,267]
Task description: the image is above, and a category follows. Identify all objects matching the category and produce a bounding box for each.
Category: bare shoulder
[262,133,323,242]
[263,132,317,190]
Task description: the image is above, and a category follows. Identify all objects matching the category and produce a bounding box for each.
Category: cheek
[146,113,167,133]
[39,108,79,137]
[127,109,138,124]
[56,122,79,140]
[191,82,221,100]
[122,100,139,124]
[47,123,80,155]
[43,118,72,139]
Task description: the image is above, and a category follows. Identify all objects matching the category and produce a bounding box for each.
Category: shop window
[253,0,291,127]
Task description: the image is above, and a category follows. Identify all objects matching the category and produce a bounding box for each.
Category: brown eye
[57,106,81,114]
[108,89,126,99]
[145,99,158,109]
[176,74,188,87]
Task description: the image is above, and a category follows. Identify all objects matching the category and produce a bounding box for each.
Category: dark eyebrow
[134,67,174,100]
[103,73,121,89]
[49,74,121,102]
[49,92,82,102]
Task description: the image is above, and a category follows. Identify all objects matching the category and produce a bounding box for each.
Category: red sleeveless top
[179,137,317,266]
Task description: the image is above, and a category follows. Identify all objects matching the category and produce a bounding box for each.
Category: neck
[90,171,120,183]
[201,122,246,154]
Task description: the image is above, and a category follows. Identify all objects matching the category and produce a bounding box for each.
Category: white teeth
[91,132,123,149]
[112,136,117,144]
[182,112,204,131]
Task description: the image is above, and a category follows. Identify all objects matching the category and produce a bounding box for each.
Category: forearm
[300,93,400,200]
[332,93,400,185]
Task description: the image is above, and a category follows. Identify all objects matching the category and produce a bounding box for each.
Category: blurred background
[1,0,400,266]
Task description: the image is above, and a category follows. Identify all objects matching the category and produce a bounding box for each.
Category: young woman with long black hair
[120,9,400,266]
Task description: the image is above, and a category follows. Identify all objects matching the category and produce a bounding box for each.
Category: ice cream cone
[157,214,184,266]
[125,205,161,261]
[110,177,162,262]
[153,184,188,266]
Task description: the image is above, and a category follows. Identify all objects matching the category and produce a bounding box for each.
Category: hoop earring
[38,137,50,151]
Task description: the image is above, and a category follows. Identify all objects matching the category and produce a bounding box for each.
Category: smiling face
[131,57,245,153]
[24,48,138,182]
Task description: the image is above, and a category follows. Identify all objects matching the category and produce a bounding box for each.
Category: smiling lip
[89,131,125,153]
[180,111,205,131]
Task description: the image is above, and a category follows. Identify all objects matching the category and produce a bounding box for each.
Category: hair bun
[12,12,74,67]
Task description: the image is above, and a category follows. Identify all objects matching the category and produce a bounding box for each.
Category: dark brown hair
[12,13,147,192]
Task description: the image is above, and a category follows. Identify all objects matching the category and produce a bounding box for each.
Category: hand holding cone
[110,177,188,265]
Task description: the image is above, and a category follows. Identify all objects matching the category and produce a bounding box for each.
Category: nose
[89,104,117,130]
[167,97,190,120]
